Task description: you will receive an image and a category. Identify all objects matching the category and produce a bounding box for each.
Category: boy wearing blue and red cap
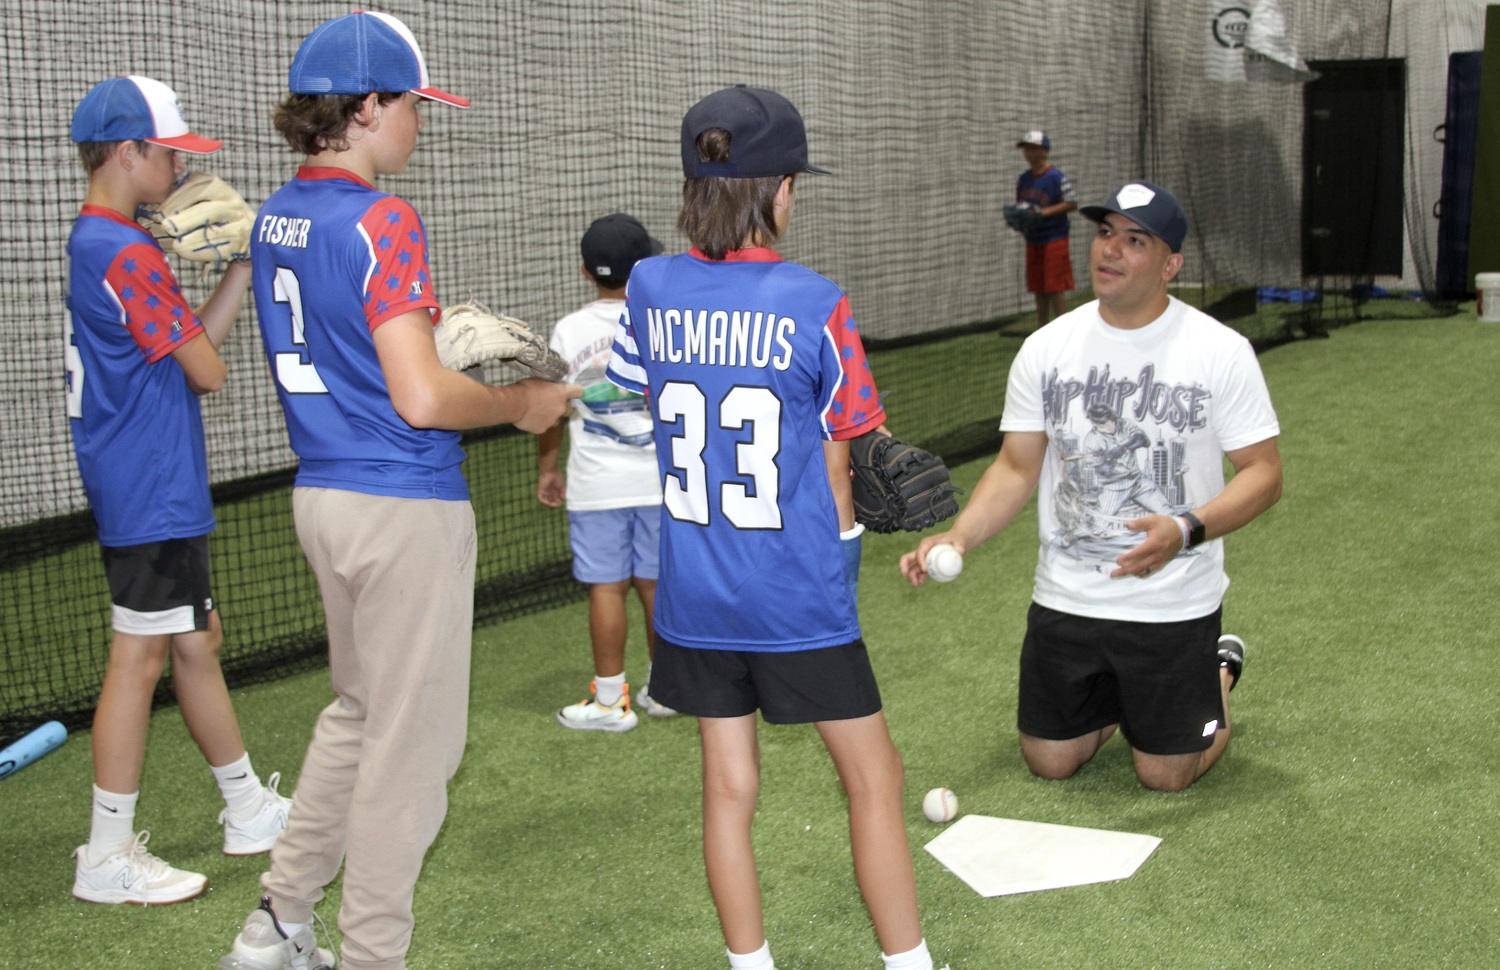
[67,74,288,908]
[218,11,579,970]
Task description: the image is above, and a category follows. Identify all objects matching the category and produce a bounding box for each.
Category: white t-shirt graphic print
[1001,296,1280,622]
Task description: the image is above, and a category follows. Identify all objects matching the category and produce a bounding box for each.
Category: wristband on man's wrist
[1179,511,1206,549]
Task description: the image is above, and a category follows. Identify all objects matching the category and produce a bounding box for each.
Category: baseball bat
[0,720,67,780]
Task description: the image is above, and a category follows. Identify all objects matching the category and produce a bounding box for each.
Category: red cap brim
[148,132,223,155]
[415,87,470,108]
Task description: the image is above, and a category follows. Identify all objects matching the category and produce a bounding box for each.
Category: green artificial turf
[0,312,1495,968]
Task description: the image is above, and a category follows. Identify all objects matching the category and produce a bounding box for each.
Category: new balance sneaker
[218,896,336,970]
[635,685,678,719]
[221,771,293,856]
[557,681,639,732]
[1218,633,1247,690]
[71,830,207,905]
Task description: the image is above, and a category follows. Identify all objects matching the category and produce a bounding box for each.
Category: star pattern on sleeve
[106,242,204,363]
[360,197,438,331]
[825,296,884,437]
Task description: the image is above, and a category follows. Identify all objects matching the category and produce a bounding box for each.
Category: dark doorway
[1436,51,1483,298]
[1302,59,1406,278]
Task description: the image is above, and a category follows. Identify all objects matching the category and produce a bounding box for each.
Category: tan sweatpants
[263,488,476,970]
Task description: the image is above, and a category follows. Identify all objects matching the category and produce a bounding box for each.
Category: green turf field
[0,310,1495,968]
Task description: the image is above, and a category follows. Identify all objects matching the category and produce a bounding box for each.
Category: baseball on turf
[924,544,963,583]
[923,787,958,823]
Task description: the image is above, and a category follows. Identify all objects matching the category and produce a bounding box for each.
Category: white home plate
[924,815,1161,897]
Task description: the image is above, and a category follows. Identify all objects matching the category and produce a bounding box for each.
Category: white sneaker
[218,897,336,969]
[557,681,639,732]
[221,771,293,855]
[636,686,678,718]
[72,830,207,905]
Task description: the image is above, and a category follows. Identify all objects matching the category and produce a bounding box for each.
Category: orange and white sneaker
[557,681,639,733]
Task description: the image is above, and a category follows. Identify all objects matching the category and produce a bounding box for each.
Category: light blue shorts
[568,506,661,584]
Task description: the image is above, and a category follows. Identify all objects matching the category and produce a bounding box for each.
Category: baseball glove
[137,172,254,265]
[849,432,962,534]
[1003,201,1043,234]
[433,302,567,381]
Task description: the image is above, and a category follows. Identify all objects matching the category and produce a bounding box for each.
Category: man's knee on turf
[1131,750,1207,792]
[1019,733,1100,781]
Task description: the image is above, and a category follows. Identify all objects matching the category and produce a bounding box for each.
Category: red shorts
[1026,238,1075,295]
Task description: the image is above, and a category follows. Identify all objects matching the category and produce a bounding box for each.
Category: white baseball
[923,787,958,823]
[924,544,963,583]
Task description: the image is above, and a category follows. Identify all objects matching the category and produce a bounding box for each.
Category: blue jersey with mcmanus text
[608,247,886,653]
[66,206,214,547]
[251,167,467,500]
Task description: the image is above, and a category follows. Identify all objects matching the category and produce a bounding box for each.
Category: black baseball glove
[849,432,962,534]
[1003,201,1043,234]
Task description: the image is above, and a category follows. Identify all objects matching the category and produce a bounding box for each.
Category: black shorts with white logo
[99,535,214,635]
[1017,602,1224,756]
[650,637,883,724]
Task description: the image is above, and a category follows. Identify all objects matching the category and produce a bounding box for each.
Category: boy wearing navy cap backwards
[904,181,1282,793]
[219,11,579,970]
[608,85,938,970]
[67,74,288,907]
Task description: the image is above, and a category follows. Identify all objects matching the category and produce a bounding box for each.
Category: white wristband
[1174,516,1192,550]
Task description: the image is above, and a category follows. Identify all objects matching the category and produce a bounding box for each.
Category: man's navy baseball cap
[1016,129,1051,150]
[681,85,830,178]
[71,75,222,154]
[288,10,469,108]
[581,213,663,284]
[1080,181,1189,253]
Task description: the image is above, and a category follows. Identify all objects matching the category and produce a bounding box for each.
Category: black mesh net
[1,0,1483,739]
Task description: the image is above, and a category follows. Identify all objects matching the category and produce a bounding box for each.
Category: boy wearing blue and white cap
[219,11,579,970]
[1013,128,1078,326]
[66,74,289,907]
[904,180,1282,793]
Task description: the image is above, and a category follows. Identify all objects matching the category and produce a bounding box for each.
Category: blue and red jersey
[1016,165,1077,244]
[66,205,214,546]
[608,247,886,653]
[251,167,466,500]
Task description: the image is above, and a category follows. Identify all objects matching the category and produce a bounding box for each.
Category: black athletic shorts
[99,535,214,635]
[1017,602,1224,756]
[650,637,883,724]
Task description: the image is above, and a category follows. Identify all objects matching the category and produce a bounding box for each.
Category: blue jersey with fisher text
[1017,165,1076,244]
[607,248,886,652]
[65,206,214,546]
[251,167,467,500]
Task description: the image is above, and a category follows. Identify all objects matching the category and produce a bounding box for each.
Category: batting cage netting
[1,0,1484,739]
